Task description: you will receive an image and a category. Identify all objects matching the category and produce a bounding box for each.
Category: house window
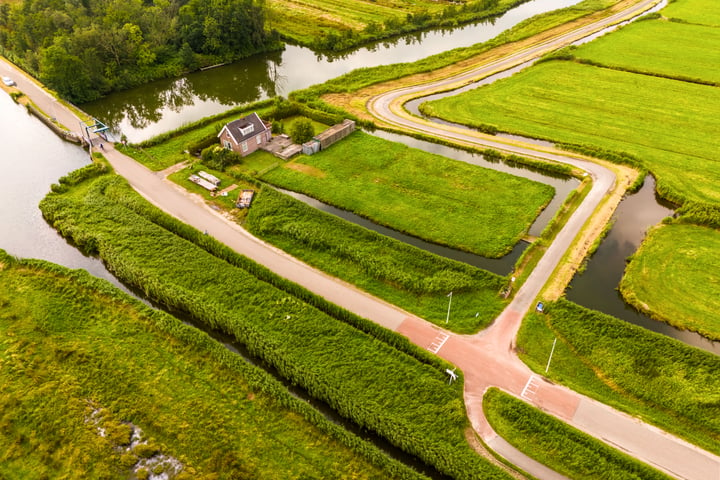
[241,141,248,153]
[256,134,263,145]
[223,140,232,150]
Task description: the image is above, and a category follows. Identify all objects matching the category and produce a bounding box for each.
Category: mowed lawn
[421,61,720,205]
[620,224,720,341]
[572,19,720,84]
[260,131,555,258]
[663,0,720,26]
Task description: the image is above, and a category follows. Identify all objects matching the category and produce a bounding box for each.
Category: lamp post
[545,337,557,373]
[445,291,452,324]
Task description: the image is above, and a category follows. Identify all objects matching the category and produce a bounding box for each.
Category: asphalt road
[3,2,720,476]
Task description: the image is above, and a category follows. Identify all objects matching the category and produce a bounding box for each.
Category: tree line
[0,0,280,102]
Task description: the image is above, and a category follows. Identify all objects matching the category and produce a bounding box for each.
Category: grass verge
[484,388,673,480]
[245,186,508,333]
[516,299,720,457]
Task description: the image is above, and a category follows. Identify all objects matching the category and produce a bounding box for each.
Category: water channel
[81,0,582,143]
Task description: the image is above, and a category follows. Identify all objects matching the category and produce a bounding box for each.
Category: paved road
[4,3,720,476]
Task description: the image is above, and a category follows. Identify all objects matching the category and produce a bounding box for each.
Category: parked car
[2,76,16,87]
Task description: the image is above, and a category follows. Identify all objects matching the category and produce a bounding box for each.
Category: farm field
[516,300,720,456]
[620,223,720,341]
[265,0,524,49]
[572,19,720,84]
[39,165,515,480]
[260,131,554,258]
[0,251,408,480]
[420,60,720,206]
[483,389,672,480]
[662,0,720,26]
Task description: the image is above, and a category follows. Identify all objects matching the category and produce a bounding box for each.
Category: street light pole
[545,337,557,373]
[445,291,452,324]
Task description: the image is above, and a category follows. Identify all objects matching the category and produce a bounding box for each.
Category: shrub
[290,119,315,144]
[200,145,242,171]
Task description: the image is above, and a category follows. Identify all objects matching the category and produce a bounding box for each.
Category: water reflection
[82,0,582,142]
[567,176,719,354]
[0,92,130,292]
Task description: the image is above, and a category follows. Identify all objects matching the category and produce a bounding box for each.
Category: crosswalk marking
[521,374,541,400]
[428,332,449,353]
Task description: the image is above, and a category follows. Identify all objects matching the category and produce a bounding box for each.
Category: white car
[2,76,16,87]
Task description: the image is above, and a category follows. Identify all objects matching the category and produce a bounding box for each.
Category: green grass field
[572,19,720,84]
[39,165,514,480]
[516,301,720,456]
[663,0,720,26]
[265,0,523,48]
[421,60,720,206]
[620,223,720,341]
[245,187,508,333]
[483,389,673,480]
[0,251,412,479]
[260,131,554,257]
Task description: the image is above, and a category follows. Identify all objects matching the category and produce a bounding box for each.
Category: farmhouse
[218,113,272,156]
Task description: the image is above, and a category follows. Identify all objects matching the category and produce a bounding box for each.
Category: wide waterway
[82,0,582,143]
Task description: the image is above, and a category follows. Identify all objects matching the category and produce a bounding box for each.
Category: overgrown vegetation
[260,131,554,258]
[0,0,280,103]
[0,250,429,479]
[516,300,720,456]
[245,187,508,333]
[39,166,515,480]
[484,389,673,480]
[620,223,720,341]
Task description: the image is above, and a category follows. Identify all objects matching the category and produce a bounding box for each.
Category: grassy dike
[516,300,720,456]
[0,250,422,480]
[620,223,720,341]
[39,163,515,480]
[483,389,673,480]
[259,131,554,258]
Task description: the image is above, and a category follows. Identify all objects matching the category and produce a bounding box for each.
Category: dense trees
[0,0,279,102]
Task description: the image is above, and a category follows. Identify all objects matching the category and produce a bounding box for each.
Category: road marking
[428,332,449,354]
[521,374,541,401]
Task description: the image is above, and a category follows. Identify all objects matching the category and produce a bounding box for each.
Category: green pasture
[0,251,407,480]
[572,19,720,84]
[246,187,508,333]
[39,166,514,480]
[265,0,522,49]
[483,389,672,480]
[620,223,720,341]
[421,61,720,206]
[663,0,720,26]
[260,131,554,258]
[516,300,720,456]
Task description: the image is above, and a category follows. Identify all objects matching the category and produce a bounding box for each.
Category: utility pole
[445,291,452,324]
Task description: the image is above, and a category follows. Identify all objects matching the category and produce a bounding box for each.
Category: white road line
[521,375,540,400]
[428,332,449,353]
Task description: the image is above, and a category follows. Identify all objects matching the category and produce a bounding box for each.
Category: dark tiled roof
[220,112,268,144]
